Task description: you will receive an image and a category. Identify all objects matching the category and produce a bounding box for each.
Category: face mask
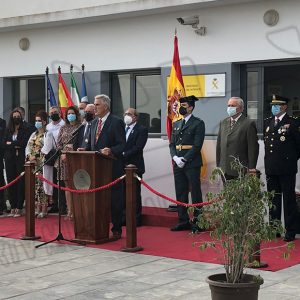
[179,106,187,116]
[67,114,76,123]
[35,121,43,129]
[124,115,133,125]
[271,105,281,116]
[13,117,22,125]
[227,107,237,117]
[50,113,60,122]
[85,112,94,122]
[79,109,85,117]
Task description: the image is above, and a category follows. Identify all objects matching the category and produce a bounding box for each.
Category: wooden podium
[67,151,113,244]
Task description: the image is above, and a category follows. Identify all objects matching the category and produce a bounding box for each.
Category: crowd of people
[0,95,148,242]
[0,93,299,243]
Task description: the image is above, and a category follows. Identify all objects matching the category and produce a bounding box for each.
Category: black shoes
[112,231,122,240]
[170,223,191,231]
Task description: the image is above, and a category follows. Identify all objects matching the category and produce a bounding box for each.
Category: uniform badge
[278,128,282,134]
[280,136,285,142]
[266,126,269,132]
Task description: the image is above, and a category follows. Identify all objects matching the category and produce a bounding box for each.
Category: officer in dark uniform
[264,95,300,242]
[169,95,205,232]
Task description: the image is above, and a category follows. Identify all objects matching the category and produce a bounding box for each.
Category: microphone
[72,123,85,136]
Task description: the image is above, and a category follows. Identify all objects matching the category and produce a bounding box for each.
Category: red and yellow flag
[58,67,74,114]
[166,33,186,141]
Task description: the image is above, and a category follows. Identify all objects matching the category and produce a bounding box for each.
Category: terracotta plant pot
[206,273,262,300]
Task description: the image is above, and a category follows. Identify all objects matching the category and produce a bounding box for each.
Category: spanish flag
[58,66,74,114]
[166,33,186,141]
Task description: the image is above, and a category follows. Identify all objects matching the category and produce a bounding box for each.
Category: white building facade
[0,0,299,206]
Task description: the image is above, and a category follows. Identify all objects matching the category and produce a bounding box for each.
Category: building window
[111,70,161,134]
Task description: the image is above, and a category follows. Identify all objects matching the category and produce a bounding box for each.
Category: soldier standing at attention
[264,95,300,242]
[169,95,205,233]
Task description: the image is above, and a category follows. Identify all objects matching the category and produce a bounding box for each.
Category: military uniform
[264,113,300,239]
[169,114,205,229]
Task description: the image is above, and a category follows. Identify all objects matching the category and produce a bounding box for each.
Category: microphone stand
[35,130,85,248]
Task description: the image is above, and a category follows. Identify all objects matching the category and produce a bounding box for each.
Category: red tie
[95,118,102,142]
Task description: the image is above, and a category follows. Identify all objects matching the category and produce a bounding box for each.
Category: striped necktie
[230,119,236,130]
[95,118,102,142]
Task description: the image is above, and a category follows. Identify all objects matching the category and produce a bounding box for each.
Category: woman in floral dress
[25,110,48,218]
[56,106,81,219]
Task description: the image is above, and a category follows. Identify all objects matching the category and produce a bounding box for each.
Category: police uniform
[169,96,205,231]
[264,96,300,241]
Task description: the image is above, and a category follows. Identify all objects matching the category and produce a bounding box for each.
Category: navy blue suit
[122,123,148,224]
[87,114,126,234]
[264,114,300,238]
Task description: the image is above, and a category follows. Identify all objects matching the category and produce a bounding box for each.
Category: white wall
[142,139,300,208]
[0,0,300,77]
[0,0,135,18]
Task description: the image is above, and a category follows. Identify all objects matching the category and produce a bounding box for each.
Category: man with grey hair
[86,94,126,239]
[75,103,95,150]
[216,96,259,179]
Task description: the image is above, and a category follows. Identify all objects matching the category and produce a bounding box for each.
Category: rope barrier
[36,174,125,193]
[136,174,220,208]
[0,172,25,190]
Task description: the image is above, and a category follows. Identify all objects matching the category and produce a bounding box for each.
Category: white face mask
[124,115,133,125]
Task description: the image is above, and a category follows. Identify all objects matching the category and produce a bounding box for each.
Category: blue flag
[46,73,57,107]
[81,69,88,103]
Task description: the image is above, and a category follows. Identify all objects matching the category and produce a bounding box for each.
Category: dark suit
[4,125,32,210]
[87,113,126,234]
[74,122,92,150]
[264,114,300,238]
[216,114,259,177]
[0,118,6,212]
[122,123,148,224]
[169,115,205,226]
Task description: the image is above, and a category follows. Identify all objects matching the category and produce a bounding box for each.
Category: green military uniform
[169,114,205,230]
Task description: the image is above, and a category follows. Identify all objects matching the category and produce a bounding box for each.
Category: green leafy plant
[192,158,294,284]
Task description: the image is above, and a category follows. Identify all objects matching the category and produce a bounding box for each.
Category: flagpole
[45,67,49,112]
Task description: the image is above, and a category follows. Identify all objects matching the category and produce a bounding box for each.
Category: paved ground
[0,237,300,299]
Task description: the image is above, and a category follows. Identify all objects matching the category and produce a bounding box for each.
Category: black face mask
[50,113,60,122]
[85,112,94,122]
[179,106,188,116]
[13,117,22,125]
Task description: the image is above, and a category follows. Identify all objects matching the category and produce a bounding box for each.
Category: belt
[175,145,193,151]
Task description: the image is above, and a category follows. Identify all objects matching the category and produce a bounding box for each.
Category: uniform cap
[270,94,289,105]
[179,95,199,107]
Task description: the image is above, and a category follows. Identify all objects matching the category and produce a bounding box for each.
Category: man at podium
[86,94,126,240]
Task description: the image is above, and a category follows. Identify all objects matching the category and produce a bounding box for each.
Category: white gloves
[173,156,186,168]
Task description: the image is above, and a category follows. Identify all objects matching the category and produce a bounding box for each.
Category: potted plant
[193,158,293,300]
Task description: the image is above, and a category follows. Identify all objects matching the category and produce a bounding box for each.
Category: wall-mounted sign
[167,73,226,98]
[183,73,226,97]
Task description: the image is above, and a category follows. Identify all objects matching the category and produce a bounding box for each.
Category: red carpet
[1,214,299,272]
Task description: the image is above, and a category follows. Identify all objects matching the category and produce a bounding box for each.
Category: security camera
[177,16,199,28]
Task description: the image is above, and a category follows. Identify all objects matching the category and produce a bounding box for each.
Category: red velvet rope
[36,174,125,193]
[139,177,219,208]
[0,172,25,190]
